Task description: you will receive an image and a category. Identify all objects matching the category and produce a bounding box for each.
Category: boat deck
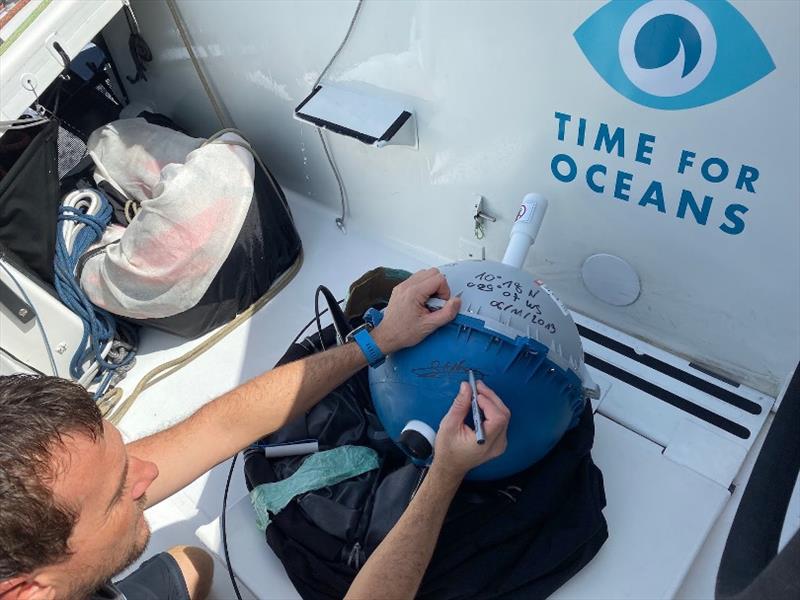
[114,190,777,599]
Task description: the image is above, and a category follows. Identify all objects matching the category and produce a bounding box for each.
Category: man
[0,269,510,599]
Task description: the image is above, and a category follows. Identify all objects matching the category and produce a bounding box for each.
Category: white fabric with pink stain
[80,119,255,319]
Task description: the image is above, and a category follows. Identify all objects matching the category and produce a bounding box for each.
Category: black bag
[0,120,61,284]
[244,324,608,599]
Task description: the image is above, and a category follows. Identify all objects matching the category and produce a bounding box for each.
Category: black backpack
[244,324,608,599]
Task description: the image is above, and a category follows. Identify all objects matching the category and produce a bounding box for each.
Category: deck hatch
[585,353,750,439]
[577,324,760,415]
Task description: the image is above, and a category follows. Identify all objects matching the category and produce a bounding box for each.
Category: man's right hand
[431,380,510,483]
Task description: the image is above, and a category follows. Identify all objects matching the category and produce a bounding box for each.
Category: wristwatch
[347,322,386,368]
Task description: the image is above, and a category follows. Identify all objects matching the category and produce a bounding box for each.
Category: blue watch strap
[353,329,385,368]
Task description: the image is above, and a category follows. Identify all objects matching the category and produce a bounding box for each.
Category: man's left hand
[371,268,461,355]
[431,380,510,483]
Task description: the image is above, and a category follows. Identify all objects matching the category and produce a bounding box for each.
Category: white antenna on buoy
[502,193,548,268]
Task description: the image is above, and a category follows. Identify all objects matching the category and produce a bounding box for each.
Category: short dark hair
[0,374,103,579]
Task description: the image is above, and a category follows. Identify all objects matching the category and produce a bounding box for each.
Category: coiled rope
[54,188,138,399]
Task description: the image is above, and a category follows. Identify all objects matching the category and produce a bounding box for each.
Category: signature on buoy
[412,360,484,379]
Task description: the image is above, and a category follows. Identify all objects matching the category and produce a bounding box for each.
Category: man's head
[0,374,159,599]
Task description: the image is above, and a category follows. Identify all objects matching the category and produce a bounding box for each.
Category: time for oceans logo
[574,0,775,109]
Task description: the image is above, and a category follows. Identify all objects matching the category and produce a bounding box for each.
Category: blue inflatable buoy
[369,195,598,480]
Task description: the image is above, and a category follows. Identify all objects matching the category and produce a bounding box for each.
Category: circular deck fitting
[581,253,641,306]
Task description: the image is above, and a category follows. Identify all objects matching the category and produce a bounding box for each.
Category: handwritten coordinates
[466,272,558,334]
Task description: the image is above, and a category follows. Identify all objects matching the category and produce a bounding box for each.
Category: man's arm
[129,268,461,507]
[345,381,511,600]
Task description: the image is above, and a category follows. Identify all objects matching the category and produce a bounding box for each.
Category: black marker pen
[468,370,485,445]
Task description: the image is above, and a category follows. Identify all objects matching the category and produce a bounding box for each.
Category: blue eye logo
[574,0,775,110]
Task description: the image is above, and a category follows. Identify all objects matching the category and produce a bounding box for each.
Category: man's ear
[0,576,54,600]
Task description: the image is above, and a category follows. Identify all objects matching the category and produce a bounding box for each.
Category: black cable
[293,305,334,346]
[221,299,344,597]
[314,287,327,351]
[316,285,352,345]
[221,454,243,600]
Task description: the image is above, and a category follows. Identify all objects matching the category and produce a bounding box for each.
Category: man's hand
[431,380,510,483]
[371,268,461,355]
[345,380,509,600]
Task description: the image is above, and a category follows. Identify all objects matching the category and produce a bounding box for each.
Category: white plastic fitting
[400,420,437,459]
[502,193,548,268]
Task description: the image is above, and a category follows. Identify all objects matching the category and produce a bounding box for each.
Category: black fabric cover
[131,160,302,338]
[244,325,608,599]
[0,120,61,283]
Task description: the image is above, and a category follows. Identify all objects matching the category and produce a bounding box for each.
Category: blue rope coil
[54,189,138,398]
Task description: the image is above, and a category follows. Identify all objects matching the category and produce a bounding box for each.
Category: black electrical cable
[221,454,243,600]
[221,300,344,598]
[316,285,352,345]
[294,304,339,348]
[314,287,327,351]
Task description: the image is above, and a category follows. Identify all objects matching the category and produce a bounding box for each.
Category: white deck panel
[115,190,767,599]
[552,416,728,600]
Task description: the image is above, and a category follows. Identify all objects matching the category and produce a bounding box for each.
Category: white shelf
[0,0,124,127]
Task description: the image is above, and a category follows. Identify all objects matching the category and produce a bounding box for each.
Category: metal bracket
[473,195,496,240]
[0,279,36,324]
